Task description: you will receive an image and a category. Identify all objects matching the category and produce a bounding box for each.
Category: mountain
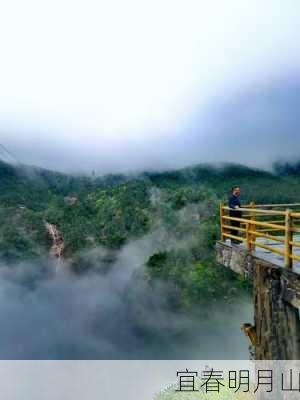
[0,159,299,311]
[0,159,299,260]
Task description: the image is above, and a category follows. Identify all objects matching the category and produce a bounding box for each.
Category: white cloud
[0,0,299,171]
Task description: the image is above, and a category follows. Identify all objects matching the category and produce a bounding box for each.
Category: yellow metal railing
[219,202,300,269]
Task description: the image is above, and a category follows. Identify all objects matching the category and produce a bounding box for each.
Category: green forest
[1,159,300,312]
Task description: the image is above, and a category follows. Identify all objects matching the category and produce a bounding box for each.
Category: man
[228,186,242,244]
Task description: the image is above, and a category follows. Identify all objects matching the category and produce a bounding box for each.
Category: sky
[0,0,299,174]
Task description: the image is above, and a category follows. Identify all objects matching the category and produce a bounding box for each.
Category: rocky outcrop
[45,222,64,260]
[216,241,300,360]
[64,196,77,206]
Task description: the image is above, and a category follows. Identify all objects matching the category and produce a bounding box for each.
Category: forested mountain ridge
[1,159,300,259]
[1,159,300,311]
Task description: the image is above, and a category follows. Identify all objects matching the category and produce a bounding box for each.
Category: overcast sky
[0,0,299,173]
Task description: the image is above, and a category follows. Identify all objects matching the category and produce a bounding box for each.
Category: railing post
[250,202,256,251]
[246,222,252,251]
[220,202,225,241]
[284,209,293,269]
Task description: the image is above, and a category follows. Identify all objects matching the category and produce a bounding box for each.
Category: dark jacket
[228,194,242,218]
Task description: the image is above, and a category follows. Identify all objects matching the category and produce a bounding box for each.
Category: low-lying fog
[0,236,252,360]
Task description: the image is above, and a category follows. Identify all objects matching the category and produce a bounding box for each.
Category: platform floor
[225,234,300,273]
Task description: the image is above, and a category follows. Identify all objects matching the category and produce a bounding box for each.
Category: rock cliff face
[216,241,300,360]
[45,222,64,260]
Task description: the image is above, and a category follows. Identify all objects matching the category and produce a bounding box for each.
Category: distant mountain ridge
[0,158,299,264]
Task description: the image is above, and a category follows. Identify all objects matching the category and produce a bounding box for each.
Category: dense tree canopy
[0,159,299,310]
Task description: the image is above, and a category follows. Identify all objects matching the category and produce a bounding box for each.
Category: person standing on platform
[228,186,242,244]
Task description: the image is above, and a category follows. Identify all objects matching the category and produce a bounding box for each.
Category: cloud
[0,233,251,360]
[0,0,299,173]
